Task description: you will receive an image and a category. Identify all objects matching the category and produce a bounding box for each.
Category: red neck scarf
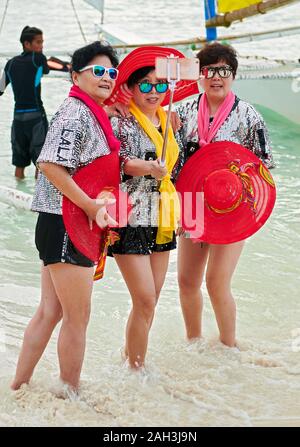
[198,91,235,148]
[69,84,120,153]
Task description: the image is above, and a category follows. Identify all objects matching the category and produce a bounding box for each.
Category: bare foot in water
[10,379,28,391]
[120,347,128,363]
[50,379,79,400]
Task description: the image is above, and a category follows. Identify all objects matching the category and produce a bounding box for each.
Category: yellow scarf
[129,99,180,244]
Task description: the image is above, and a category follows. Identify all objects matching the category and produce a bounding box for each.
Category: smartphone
[144,151,157,179]
[155,57,200,81]
[145,151,157,162]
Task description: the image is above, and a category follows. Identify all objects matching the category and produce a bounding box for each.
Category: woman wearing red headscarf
[11,42,120,393]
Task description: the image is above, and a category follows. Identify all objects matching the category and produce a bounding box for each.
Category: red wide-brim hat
[62,153,130,262]
[105,46,199,107]
[176,141,276,244]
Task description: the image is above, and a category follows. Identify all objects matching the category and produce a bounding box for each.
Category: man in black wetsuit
[0,26,49,179]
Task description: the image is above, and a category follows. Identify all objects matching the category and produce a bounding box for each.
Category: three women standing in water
[11,41,275,392]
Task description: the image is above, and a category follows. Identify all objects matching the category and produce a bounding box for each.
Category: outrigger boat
[1,1,299,123]
[0,0,299,212]
[89,0,300,125]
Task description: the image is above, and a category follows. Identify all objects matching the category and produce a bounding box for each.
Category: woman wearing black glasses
[174,42,275,348]
[105,46,197,369]
[11,41,122,394]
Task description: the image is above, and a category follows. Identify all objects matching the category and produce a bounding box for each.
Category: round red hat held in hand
[62,152,131,262]
[175,141,276,244]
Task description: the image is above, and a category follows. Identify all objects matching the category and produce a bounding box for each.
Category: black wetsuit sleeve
[35,52,50,75]
[42,54,50,75]
[0,63,10,95]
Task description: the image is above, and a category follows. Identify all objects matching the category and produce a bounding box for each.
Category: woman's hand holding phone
[149,158,168,180]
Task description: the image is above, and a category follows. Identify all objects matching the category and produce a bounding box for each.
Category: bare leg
[150,251,170,301]
[48,263,94,389]
[114,254,159,369]
[147,250,170,326]
[206,241,244,347]
[122,251,170,360]
[177,237,209,340]
[15,167,25,180]
[11,265,62,390]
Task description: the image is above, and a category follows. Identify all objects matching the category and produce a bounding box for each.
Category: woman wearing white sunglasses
[11,41,121,394]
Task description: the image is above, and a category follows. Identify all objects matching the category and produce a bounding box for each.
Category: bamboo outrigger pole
[206,0,300,28]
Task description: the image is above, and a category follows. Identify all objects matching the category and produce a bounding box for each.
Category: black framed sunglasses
[138,82,169,94]
[200,65,233,79]
[79,65,119,80]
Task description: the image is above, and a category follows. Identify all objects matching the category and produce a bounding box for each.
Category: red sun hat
[105,46,199,107]
[62,152,131,262]
[175,141,276,244]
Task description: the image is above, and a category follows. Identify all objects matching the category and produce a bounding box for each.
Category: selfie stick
[160,55,180,167]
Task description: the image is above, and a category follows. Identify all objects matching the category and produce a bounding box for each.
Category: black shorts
[35,212,95,267]
[11,111,48,167]
[107,225,177,256]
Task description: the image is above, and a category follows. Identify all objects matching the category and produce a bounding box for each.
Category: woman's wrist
[79,195,93,215]
[148,160,156,176]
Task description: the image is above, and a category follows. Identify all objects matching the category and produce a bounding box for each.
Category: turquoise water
[0,0,300,428]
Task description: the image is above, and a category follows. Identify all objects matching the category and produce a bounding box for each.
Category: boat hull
[234,72,300,125]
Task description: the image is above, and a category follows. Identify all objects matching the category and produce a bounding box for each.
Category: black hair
[20,26,43,46]
[71,41,119,72]
[127,66,155,88]
[196,42,238,77]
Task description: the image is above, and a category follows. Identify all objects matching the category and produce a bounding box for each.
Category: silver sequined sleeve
[37,111,86,169]
[32,97,111,215]
[244,105,275,169]
[111,116,138,172]
[110,115,161,226]
[173,95,275,181]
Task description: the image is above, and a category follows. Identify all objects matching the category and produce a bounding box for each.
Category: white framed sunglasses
[79,65,119,80]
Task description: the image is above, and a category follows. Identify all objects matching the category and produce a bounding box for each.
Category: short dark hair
[20,26,43,46]
[71,41,119,72]
[127,66,155,88]
[196,42,238,77]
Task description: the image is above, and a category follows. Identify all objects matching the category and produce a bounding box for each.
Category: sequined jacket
[111,114,182,227]
[173,95,275,181]
[31,97,111,214]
